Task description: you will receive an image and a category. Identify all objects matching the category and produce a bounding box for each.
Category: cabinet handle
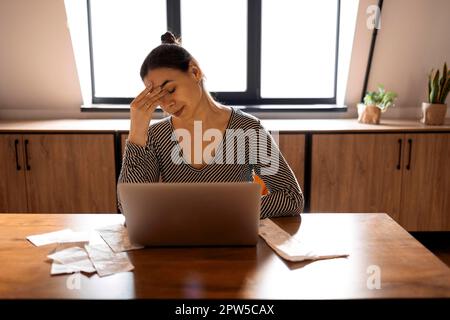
[14,139,21,170]
[406,139,413,170]
[396,139,402,170]
[24,139,31,170]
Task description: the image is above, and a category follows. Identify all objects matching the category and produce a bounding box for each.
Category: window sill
[81,104,348,114]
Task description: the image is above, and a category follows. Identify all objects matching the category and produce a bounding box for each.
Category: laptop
[117,182,261,246]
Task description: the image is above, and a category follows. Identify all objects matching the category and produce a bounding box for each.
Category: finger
[134,83,156,103]
[145,102,156,113]
[144,98,164,113]
[140,89,169,111]
[142,89,169,107]
[139,85,165,102]
[134,87,153,104]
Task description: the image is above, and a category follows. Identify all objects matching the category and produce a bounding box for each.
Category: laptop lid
[117,182,261,246]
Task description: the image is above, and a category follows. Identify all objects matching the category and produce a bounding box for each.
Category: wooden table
[1,213,449,299]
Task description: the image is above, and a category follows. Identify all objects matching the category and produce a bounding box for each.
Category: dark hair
[139,31,193,81]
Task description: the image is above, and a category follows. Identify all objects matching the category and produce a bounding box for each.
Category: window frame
[86,0,341,111]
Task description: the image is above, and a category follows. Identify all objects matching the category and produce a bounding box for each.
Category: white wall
[366,0,450,118]
[0,0,83,117]
[0,0,449,120]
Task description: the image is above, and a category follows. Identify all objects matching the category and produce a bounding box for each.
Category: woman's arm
[117,82,168,212]
[253,122,304,218]
[117,130,160,213]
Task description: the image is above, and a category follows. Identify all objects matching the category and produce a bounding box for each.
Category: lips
[173,105,185,117]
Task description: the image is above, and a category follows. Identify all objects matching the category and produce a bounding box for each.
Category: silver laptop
[117,182,261,246]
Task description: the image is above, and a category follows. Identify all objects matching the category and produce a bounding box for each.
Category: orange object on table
[253,174,269,195]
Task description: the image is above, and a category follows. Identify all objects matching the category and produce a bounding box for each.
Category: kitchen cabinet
[311,133,450,231]
[0,134,117,213]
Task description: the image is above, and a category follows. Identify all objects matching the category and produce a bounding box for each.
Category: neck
[180,91,226,128]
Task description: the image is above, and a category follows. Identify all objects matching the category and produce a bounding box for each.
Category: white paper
[48,246,89,264]
[96,224,144,253]
[47,246,96,275]
[259,219,349,262]
[50,260,96,275]
[51,241,92,253]
[58,231,90,245]
[85,243,134,277]
[27,229,74,246]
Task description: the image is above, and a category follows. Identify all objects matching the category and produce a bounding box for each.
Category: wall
[0,0,83,118]
[0,0,449,120]
[363,0,450,119]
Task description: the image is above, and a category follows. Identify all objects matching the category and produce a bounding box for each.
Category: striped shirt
[118,107,304,218]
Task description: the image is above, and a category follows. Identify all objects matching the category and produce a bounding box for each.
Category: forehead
[144,68,184,87]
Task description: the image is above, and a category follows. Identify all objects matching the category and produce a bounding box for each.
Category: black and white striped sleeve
[253,122,304,218]
[117,129,160,212]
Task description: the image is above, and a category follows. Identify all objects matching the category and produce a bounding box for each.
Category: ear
[189,60,203,83]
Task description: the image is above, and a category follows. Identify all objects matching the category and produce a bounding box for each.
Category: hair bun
[161,31,181,45]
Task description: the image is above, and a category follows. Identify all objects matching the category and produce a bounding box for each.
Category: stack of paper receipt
[27,224,140,277]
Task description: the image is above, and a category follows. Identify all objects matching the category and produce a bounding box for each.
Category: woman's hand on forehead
[144,80,153,89]
[143,80,167,91]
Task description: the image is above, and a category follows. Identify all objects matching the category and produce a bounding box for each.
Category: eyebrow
[159,80,174,89]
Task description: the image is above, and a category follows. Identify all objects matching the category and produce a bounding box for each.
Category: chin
[172,105,187,118]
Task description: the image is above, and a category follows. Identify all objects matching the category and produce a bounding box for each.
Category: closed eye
[168,88,176,94]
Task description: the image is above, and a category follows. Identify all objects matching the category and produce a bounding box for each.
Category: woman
[118,31,303,218]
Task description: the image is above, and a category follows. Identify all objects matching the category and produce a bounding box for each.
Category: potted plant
[421,62,450,125]
[357,84,398,124]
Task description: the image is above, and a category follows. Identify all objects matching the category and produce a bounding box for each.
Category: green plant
[428,62,450,104]
[363,84,398,112]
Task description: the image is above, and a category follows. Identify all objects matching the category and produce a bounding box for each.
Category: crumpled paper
[96,224,144,253]
[259,219,349,262]
[28,227,136,277]
[47,246,96,275]
[85,243,134,277]
[27,229,90,247]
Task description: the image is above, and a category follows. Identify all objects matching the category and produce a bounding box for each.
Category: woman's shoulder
[231,107,262,129]
[147,116,172,138]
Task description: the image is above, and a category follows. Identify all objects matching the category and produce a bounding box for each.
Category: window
[74,0,356,111]
[181,0,247,92]
[88,0,167,103]
[260,0,338,99]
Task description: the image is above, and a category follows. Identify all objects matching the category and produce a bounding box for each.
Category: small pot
[357,104,381,124]
[421,103,447,125]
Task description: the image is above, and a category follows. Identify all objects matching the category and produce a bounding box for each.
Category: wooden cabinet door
[24,134,117,213]
[277,133,305,190]
[0,135,28,212]
[310,134,404,222]
[400,134,450,231]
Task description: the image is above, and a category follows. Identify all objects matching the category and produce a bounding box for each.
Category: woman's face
[143,62,203,119]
